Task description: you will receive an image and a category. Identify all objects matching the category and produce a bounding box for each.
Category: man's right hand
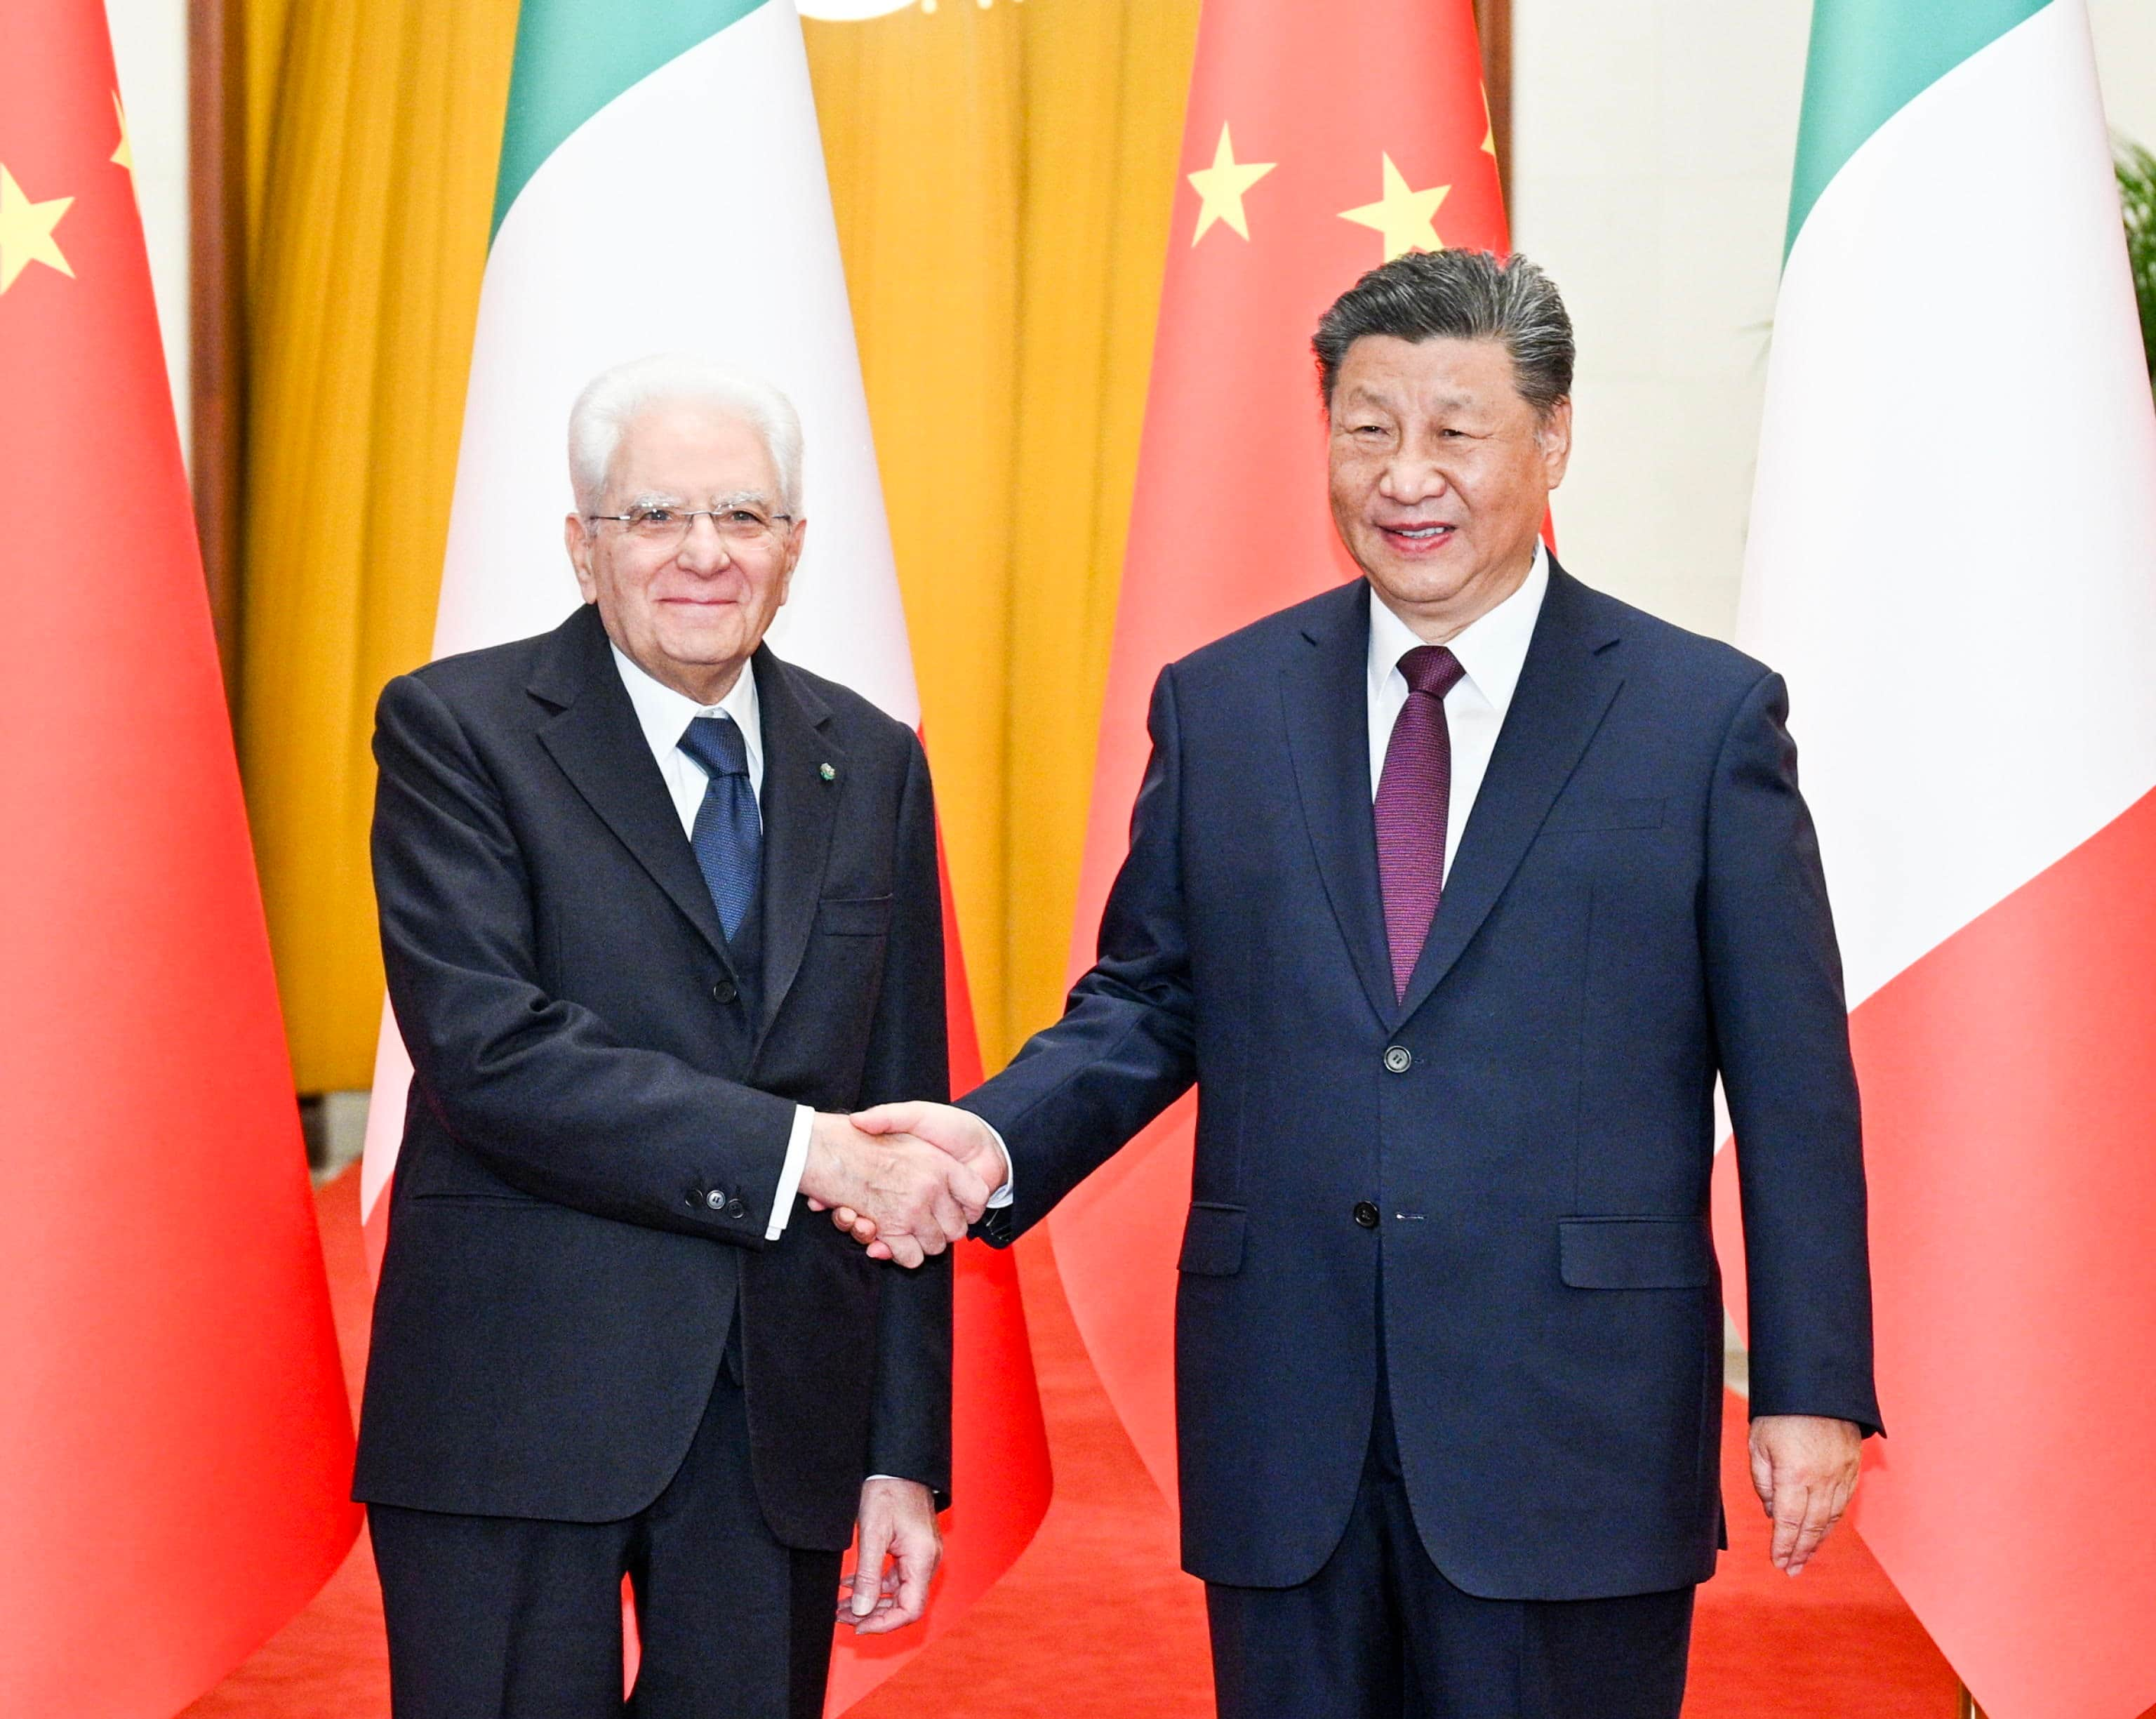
[797,1113,989,1270]
[818,1103,1009,1261]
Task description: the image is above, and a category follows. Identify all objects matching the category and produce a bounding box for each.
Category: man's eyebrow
[623,488,773,509]
[1339,387,1479,413]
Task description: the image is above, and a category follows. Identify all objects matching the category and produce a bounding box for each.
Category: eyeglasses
[585,503,796,550]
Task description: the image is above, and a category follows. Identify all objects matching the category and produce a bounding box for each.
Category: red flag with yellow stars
[0,3,359,1710]
[1049,0,1510,1507]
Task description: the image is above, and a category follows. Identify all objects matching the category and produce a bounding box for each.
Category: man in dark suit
[354,355,989,1718]
[846,252,1880,1718]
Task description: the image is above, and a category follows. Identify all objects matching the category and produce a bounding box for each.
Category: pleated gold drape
[805,2,1199,1062]
[236,0,1199,1090]
[239,0,519,1089]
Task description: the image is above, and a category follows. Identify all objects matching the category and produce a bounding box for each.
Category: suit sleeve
[967,663,1199,1245]
[1702,670,1883,1435]
[372,670,797,1245]
[858,733,954,1500]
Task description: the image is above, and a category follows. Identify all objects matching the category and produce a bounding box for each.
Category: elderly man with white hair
[353,354,982,1718]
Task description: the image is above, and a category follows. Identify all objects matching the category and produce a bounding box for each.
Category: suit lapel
[750,644,846,1035]
[531,605,734,971]
[1282,581,1397,1028]
[1395,564,1625,1022]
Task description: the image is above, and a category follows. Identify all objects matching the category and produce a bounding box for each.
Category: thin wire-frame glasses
[585,503,794,550]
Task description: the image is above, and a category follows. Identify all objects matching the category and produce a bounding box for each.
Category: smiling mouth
[1380,522,1456,545]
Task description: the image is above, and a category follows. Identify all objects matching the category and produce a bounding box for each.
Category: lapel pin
[818,762,836,781]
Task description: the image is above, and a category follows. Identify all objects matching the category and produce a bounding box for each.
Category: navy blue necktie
[677,714,761,941]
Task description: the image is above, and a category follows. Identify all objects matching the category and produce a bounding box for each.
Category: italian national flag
[1722,2,2156,1714]
[356,2,1050,1706]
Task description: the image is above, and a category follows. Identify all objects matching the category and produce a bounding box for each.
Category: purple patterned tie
[1375,644,1467,1000]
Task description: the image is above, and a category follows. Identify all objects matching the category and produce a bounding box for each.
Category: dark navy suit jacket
[353,602,951,1551]
[969,564,1879,1598]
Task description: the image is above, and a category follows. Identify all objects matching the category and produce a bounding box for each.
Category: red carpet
[189,1170,1981,1716]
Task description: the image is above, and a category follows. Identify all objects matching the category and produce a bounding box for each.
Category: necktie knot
[1399,644,1465,701]
[678,713,749,779]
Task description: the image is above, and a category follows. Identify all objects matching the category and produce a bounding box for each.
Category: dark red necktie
[1374,644,1466,1000]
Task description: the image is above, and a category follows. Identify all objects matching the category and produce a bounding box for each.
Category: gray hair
[1311,250,1574,418]
[567,353,805,517]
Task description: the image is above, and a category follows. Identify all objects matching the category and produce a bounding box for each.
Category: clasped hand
[808,1103,1008,1262]
[797,1111,992,1269]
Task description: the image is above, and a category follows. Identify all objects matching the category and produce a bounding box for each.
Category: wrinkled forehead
[1330,333,1525,417]
[606,401,778,500]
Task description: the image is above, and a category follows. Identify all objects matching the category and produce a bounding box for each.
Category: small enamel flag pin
[819,762,836,781]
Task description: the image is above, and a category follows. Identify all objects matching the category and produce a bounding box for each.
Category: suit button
[1383,1045,1412,1074]
[685,1187,703,1209]
[727,1199,747,1219]
[705,1189,726,1212]
[712,977,738,1004]
[1353,1202,1380,1229]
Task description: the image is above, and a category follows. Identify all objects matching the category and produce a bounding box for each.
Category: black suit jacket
[969,565,1879,1598]
[352,602,951,1551]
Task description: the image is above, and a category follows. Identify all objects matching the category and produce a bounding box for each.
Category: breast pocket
[1541,796,1666,834]
[817,894,893,936]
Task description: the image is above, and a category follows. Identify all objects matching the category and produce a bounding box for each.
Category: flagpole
[1958,1687,1986,1719]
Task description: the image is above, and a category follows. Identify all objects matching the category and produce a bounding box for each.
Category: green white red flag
[0,1,359,1710]
[1053,0,1509,1504]
[1719,3,2156,1714]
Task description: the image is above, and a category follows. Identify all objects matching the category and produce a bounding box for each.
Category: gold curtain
[237,0,519,1090]
[234,0,1199,1089]
[803,2,1200,1062]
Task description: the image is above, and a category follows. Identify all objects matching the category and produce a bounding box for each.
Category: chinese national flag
[0,3,360,1711]
[1049,0,1510,1504]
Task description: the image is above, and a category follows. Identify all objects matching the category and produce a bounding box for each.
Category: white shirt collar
[611,640,764,782]
[1366,541,1549,718]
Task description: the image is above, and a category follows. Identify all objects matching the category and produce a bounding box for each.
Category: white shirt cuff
[980,1118,1016,1209]
[767,1104,815,1239]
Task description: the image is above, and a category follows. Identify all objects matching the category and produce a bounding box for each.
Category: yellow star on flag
[112,92,134,172]
[1187,124,1277,246]
[1339,154,1451,262]
[0,164,76,294]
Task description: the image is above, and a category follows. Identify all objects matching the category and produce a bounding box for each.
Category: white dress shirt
[613,645,812,1240]
[1366,544,1550,871]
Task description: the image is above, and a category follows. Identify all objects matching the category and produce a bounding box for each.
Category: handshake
[796,1103,1009,1268]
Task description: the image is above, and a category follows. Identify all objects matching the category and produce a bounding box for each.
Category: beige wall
[1512,0,2156,647]
[2094,0,2156,149]
[105,0,189,456]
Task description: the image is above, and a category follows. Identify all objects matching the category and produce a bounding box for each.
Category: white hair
[566,353,805,517]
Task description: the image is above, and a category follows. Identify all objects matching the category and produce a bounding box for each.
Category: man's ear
[775,515,807,608]
[565,512,598,602]
[1538,397,1574,491]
